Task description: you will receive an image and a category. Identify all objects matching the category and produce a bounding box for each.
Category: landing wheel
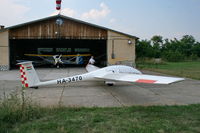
[104,81,114,86]
[30,87,39,89]
[107,83,114,86]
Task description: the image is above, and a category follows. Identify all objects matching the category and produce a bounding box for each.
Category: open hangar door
[10,39,107,69]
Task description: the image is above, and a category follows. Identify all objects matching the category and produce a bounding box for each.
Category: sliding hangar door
[10,39,106,68]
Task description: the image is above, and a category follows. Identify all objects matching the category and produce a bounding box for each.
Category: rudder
[17,61,40,88]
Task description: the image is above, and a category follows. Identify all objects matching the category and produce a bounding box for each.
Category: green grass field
[1,92,200,133]
[1,104,200,133]
[1,61,200,133]
[137,61,200,80]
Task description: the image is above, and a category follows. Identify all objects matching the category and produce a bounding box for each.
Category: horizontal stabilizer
[86,64,100,72]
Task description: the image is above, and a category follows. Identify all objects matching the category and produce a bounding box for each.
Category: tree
[179,35,196,56]
[151,35,163,45]
[136,35,200,61]
[151,35,163,58]
[192,42,200,57]
[136,39,154,58]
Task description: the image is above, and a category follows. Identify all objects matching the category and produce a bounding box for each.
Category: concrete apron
[0,68,200,107]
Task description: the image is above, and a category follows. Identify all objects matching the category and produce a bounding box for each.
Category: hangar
[0,14,138,70]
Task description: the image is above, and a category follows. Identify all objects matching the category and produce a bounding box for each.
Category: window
[74,48,90,53]
[38,48,53,54]
[56,48,72,53]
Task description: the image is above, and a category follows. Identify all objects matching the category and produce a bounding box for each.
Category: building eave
[2,14,139,39]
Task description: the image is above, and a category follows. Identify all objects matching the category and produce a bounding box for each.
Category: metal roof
[0,14,139,39]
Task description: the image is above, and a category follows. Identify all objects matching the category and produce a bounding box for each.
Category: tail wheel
[107,83,114,86]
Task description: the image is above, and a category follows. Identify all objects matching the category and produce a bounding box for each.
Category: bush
[136,57,166,69]
[162,50,185,62]
[187,54,199,61]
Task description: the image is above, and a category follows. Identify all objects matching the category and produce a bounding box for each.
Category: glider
[17,61,184,88]
[22,54,91,65]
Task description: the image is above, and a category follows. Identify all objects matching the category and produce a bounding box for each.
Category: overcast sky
[0,0,199,41]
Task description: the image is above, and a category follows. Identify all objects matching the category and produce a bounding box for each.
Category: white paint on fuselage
[36,65,142,87]
[105,65,142,74]
[86,65,142,79]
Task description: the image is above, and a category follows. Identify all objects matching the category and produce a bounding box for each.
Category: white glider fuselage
[36,65,141,87]
[18,61,184,88]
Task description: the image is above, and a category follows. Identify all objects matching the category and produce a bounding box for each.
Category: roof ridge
[1,14,139,39]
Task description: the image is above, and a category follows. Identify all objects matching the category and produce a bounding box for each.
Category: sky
[0,0,200,41]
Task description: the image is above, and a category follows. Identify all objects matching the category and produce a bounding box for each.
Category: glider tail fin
[17,61,40,88]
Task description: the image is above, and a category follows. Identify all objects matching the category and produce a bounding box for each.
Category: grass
[0,90,43,133]
[1,92,200,133]
[137,60,200,80]
[7,105,200,133]
[2,105,200,133]
[1,61,200,133]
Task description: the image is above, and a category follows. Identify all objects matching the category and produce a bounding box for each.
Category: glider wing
[95,73,184,84]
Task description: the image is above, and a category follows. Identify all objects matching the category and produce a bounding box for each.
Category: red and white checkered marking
[19,65,29,87]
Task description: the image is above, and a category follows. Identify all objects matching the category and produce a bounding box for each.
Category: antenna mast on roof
[56,0,62,15]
